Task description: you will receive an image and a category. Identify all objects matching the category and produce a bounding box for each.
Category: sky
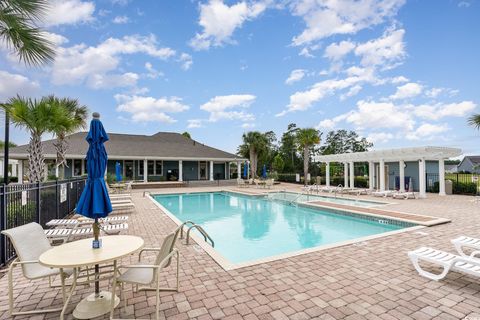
[1,0,480,155]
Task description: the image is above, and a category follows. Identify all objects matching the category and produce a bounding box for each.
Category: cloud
[366,132,394,143]
[324,40,355,61]
[144,62,163,79]
[413,101,477,120]
[178,53,193,70]
[43,32,69,45]
[187,119,204,128]
[112,15,129,24]
[115,94,189,123]
[89,72,139,89]
[285,69,306,85]
[390,82,423,100]
[0,71,39,100]
[406,123,449,140]
[189,0,269,50]
[345,100,414,130]
[354,28,406,68]
[200,94,256,122]
[51,34,176,89]
[45,0,95,27]
[290,0,405,46]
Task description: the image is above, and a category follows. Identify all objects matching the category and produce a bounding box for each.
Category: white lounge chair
[265,179,274,189]
[408,247,480,281]
[237,179,247,188]
[1,223,73,316]
[45,223,128,243]
[112,201,135,212]
[372,190,396,197]
[46,215,128,228]
[452,236,480,257]
[111,231,180,320]
[109,194,132,201]
[392,191,416,199]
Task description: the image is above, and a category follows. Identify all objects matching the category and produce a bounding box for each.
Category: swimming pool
[153,192,415,268]
[267,191,385,208]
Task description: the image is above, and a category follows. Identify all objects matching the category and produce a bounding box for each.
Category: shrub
[277,173,298,183]
[452,181,477,195]
[0,177,18,183]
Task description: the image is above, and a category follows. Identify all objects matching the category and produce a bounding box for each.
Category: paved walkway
[1,184,480,319]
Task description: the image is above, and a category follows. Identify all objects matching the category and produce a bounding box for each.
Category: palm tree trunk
[27,133,44,183]
[304,147,309,185]
[54,133,68,180]
[249,148,255,179]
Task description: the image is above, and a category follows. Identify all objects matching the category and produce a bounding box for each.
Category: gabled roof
[464,156,480,165]
[10,132,243,161]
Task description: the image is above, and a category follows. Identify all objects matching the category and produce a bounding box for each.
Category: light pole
[3,109,9,185]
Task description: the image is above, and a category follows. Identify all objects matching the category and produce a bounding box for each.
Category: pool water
[268,191,385,208]
[153,192,407,265]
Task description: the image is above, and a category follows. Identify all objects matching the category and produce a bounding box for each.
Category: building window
[138,160,144,176]
[155,161,163,176]
[73,159,82,176]
[148,160,154,175]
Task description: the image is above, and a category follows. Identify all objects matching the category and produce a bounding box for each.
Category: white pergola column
[439,158,446,196]
[418,158,426,198]
[209,161,214,181]
[368,161,374,190]
[349,161,354,189]
[343,162,349,188]
[178,160,183,182]
[237,161,241,179]
[81,159,85,175]
[379,159,386,191]
[325,162,330,187]
[18,160,23,184]
[143,159,148,183]
[399,160,405,192]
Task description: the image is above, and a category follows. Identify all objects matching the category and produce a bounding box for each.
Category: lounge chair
[237,179,248,188]
[1,223,73,316]
[408,247,480,281]
[109,194,132,201]
[347,188,368,196]
[45,223,128,243]
[112,201,135,212]
[372,190,396,197]
[452,236,480,257]
[46,215,128,228]
[265,179,274,189]
[111,231,180,320]
[392,191,416,199]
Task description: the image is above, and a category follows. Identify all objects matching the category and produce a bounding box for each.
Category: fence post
[56,180,60,219]
[36,181,41,224]
[0,184,6,265]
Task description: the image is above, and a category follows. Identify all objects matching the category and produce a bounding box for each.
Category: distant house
[9,132,246,183]
[444,164,458,173]
[457,156,480,174]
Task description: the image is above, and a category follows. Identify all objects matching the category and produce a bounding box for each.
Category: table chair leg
[60,268,78,320]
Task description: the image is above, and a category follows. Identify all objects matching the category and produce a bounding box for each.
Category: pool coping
[146,191,428,271]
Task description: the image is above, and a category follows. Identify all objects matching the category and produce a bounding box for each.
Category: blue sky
[1,0,479,155]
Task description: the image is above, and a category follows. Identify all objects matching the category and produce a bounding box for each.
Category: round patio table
[39,235,144,320]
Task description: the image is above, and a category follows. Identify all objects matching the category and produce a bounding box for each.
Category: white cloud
[413,101,477,120]
[187,119,204,128]
[178,53,193,70]
[406,123,449,140]
[345,100,414,130]
[241,123,255,128]
[115,94,189,123]
[290,0,405,46]
[340,84,362,100]
[52,35,176,89]
[285,69,306,85]
[89,72,139,89]
[354,28,406,68]
[425,87,443,98]
[189,0,269,50]
[324,40,355,61]
[43,32,69,45]
[0,71,39,100]
[390,75,409,84]
[200,94,256,122]
[112,15,129,24]
[45,0,95,27]
[144,62,163,79]
[390,82,423,100]
[366,132,394,143]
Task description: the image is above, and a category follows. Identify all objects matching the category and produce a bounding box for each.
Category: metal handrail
[177,220,197,239]
[186,224,214,247]
[334,184,343,198]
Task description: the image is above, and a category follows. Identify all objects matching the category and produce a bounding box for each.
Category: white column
[325,162,330,187]
[343,162,349,188]
[0,160,3,178]
[143,159,148,183]
[178,160,183,182]
[209,161,214,181]
[349,161,355,189]
[81,159,85,175]
[12,162,17,177]
[368,161,374,190]
[379,159,385,191]
[55,165,59,179]
[439,159,446,196]
[418,158,426,198]
[399,160,405,192]
[237,161,241,179]
[18,160,23,184]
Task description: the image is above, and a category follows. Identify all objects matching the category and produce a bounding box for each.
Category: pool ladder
[334,184,343,198]
[178,220,215,247]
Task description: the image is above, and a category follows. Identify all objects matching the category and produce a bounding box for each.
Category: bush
[106,173,116,184]
[0,177,18,183]
[277,173,298,183]
[453,181,477,195]
[354,176,368,188]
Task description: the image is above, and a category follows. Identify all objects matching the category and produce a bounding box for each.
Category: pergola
[313,146,462,198]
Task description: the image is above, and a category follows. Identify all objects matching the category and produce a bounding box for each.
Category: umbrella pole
[93,218,100,296]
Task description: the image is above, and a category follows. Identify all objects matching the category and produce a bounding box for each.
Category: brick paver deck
[1,183,480,319]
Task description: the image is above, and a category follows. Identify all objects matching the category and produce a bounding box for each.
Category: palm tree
[296,128,321,185]
[468,114,480,130]
[1,96,64,182]
[47,96,88,179]
[240,131,268,178]
[1,0,55,66]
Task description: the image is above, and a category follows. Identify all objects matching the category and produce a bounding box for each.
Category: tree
[468,114,480,130]
[181,131,191,139]
[1,96,64,182]
[237,131,268,178]
[48,96,88,179]
[296,128,321,185]
[320,130,373,155]
[279,123,300,172]
[272,154,284,173]
[0,140,17,148]
[0,0,55,66]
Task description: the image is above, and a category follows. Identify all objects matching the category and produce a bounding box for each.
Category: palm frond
[0,0,49,19]
[468,114,480,130]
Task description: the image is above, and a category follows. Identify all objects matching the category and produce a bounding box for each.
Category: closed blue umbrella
[115,162,122,182]
[262,164,267,179]
[75,112,112,296]
[243,162,249,179]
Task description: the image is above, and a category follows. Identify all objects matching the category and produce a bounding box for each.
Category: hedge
[276,173,369,187]
[432,180,477,195]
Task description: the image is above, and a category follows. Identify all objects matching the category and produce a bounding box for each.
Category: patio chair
[392,191,416,200]
[237,179,247,188]
[1,222,73,316]
[452,236,480,257]
[46,215,128,228]
[372,190,395,197]
[111,231,180,319]
[408,247,480,281]
[45,223,128,243]
[265,179,274,189]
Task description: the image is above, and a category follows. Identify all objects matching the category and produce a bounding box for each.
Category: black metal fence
[426,173,480,195]
[0,178,87,266]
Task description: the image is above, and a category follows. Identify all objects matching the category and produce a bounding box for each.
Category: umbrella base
[73,291,120,319]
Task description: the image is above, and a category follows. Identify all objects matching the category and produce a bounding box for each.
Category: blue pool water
[153,192,407,265]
